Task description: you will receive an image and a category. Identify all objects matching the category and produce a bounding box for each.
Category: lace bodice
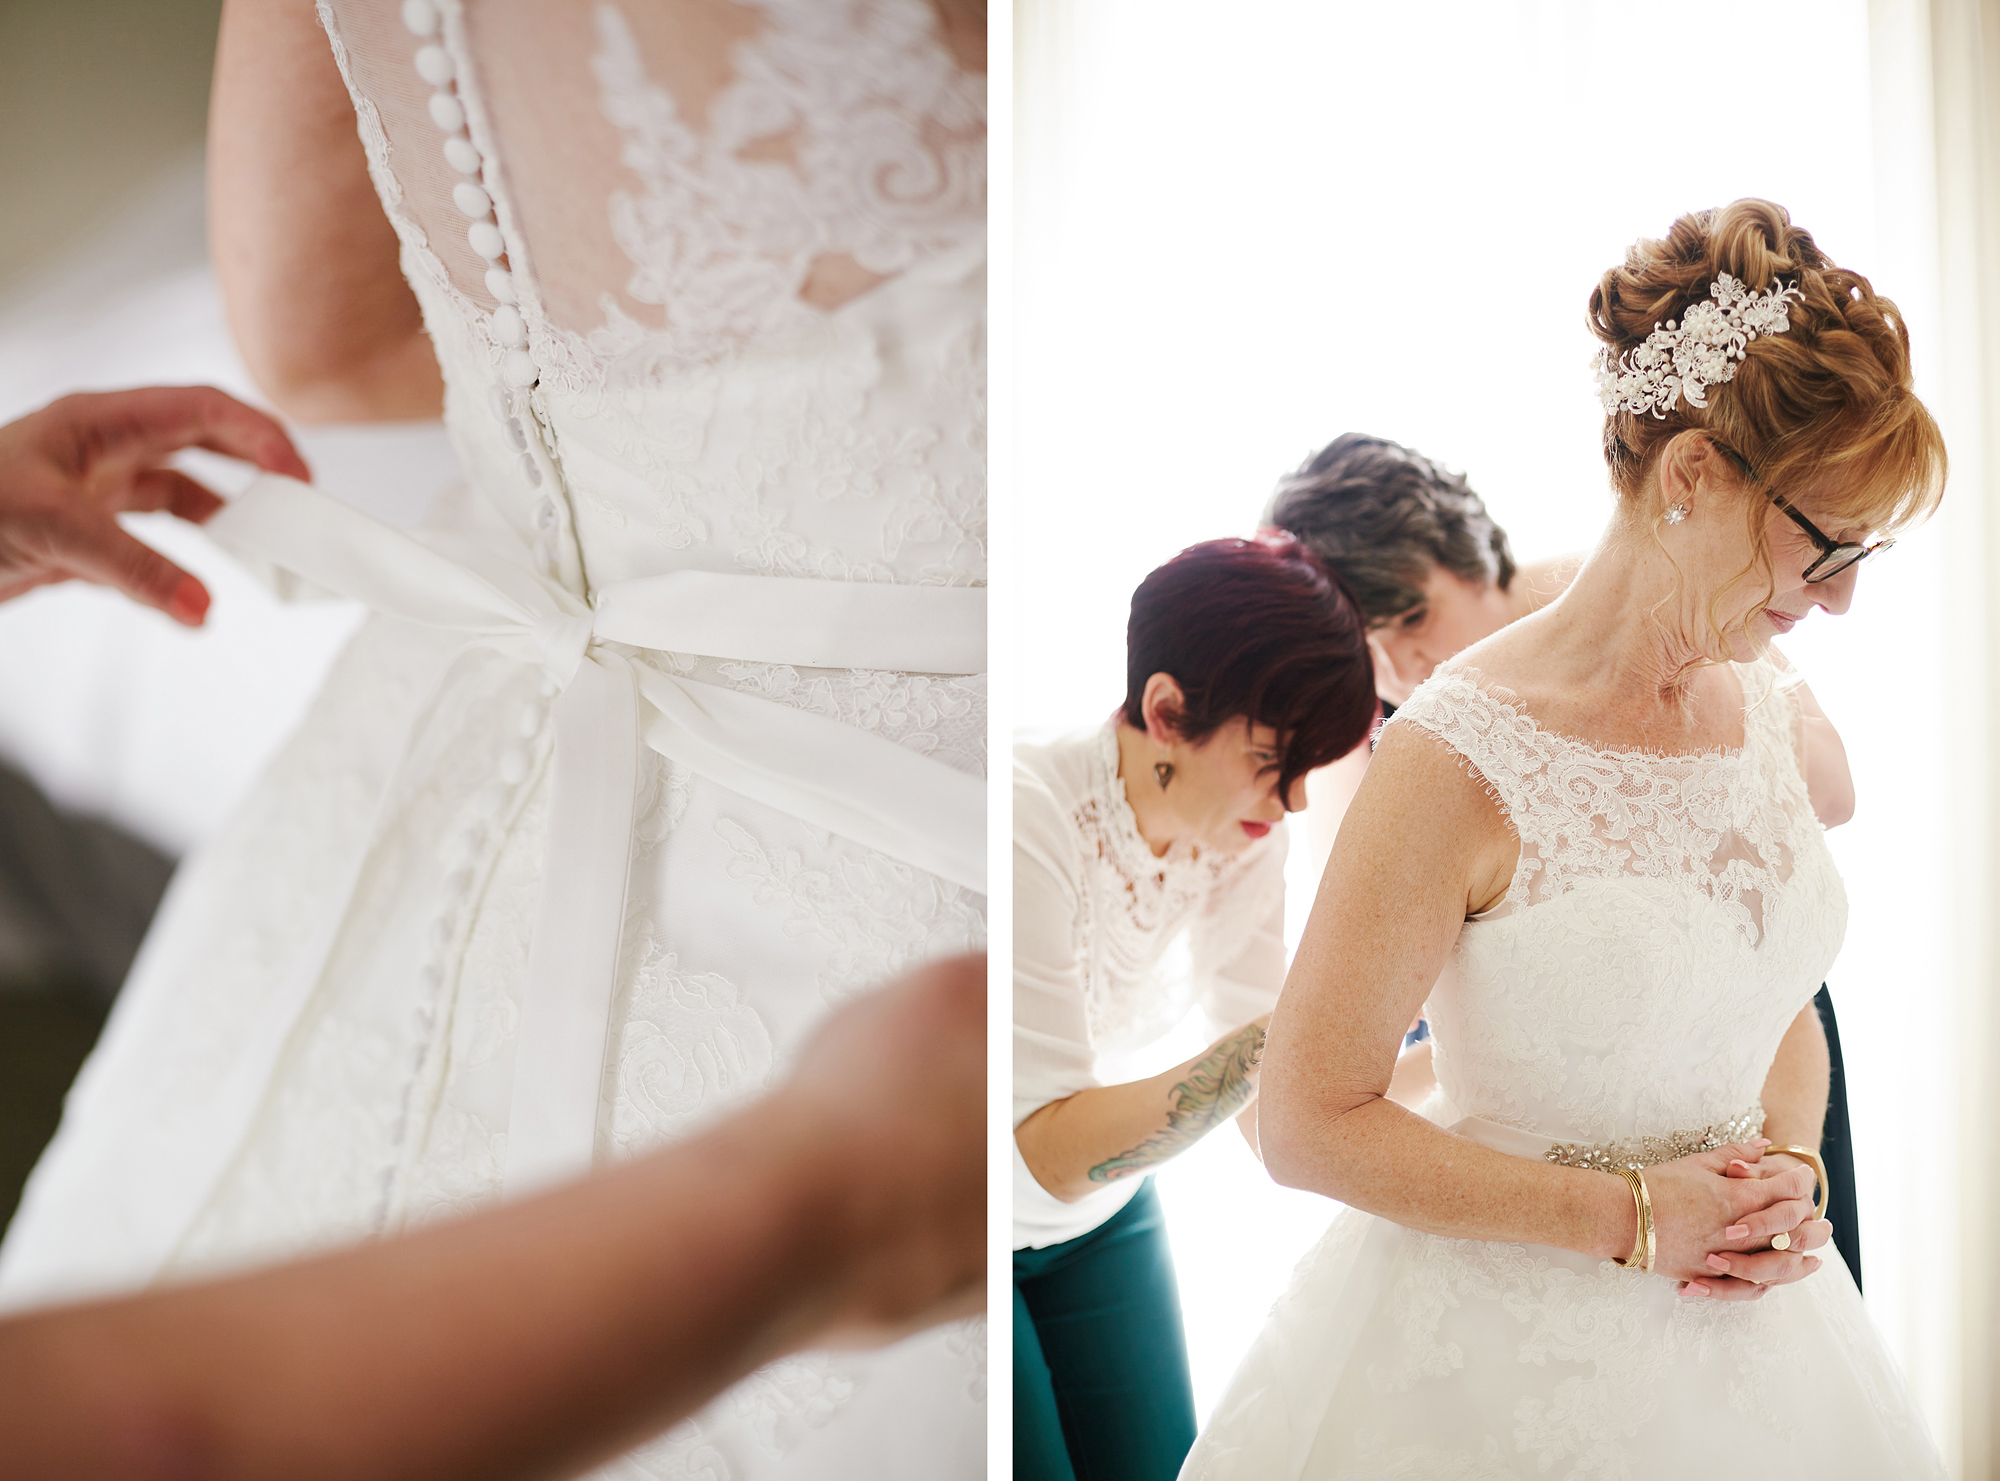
[319,0,985,603]
[1392,658,1846,1143]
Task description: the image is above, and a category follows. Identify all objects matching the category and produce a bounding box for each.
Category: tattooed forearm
[1088,1022,1267,1184]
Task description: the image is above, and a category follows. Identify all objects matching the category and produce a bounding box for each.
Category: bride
[1183,199,1948,1478]
[0,2,986,1476]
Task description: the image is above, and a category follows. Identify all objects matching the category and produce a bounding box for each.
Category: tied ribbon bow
[190,475,983,1208]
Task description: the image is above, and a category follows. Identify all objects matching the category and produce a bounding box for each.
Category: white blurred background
[1015,1,2000,1474]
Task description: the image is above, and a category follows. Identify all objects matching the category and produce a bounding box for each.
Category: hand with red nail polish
[0,386,310,626]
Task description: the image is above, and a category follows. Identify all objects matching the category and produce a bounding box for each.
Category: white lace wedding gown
[1182,659,1945,1480]
[0,3,986,1475]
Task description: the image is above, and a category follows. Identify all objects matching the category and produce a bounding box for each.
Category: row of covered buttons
[423,682,557,993]
[401,0,536,393]
[404,0,562,572]
[385,676,557,1201]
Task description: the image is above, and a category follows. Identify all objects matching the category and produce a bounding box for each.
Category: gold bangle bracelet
[1766,1145,1831,1223]
[1610,1164,1655,1273]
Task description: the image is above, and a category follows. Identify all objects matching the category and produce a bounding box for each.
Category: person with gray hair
[1263,428,1864,1291]
[1265,433,1574,706]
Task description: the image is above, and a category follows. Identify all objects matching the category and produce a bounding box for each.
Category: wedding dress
[0,2,986,1475]
[1182,658,1945,1480]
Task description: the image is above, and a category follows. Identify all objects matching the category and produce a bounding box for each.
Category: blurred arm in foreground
[0,953,984,1480]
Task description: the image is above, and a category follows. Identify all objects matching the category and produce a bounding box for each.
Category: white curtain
[1012,1,1989,1471]
[1876,2,2000,1473]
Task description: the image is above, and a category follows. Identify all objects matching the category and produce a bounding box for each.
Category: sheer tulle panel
[322,0,503,315]
[462,0,986,355]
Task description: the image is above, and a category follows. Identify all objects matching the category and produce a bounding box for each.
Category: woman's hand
[1679,1146,1835,1300]
[776,953,986,1347]
[0,387,310,624]
[1642,1139,1824,1298]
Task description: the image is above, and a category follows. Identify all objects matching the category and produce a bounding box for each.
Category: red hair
[1122,534,1376,798]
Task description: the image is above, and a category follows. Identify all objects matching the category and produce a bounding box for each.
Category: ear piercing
[1664,504,1689,526]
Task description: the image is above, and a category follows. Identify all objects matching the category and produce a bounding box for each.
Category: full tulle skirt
[1182,1203,1945,1480]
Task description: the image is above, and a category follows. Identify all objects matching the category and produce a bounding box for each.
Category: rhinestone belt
[1542,1103,1766,1172]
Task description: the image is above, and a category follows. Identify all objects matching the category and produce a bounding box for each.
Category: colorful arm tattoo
[1087,1021,1267,1184]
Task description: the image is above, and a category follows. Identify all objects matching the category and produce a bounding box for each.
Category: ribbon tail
[504,653,641,1194]
[208,474,544,639]
[633,668,985,895]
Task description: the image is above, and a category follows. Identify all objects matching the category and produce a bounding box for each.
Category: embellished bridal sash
[136,473,984,1268]
[1429,1093,1768,1172]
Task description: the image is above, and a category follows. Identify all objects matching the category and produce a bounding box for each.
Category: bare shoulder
[1351,720,1519,915]
[1436,609,1561,706]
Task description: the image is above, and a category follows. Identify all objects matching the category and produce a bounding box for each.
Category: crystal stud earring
[1154,761,1174,790]
[1664,503,1689,526]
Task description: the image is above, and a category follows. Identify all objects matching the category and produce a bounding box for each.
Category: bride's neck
[1528,520,1720,710]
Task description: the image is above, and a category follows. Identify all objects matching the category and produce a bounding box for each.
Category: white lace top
[1392,656,1847,1144]
[1012,722,1286,1248]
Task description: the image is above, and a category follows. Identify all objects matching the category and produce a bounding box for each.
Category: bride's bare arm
[1795,680,1854,826]
[1764,643,1853,827]
[210,0,444,423]
[1695,1004,1836,1294]
[1259,724,1818,1282]
[1756,1004,1832,1156]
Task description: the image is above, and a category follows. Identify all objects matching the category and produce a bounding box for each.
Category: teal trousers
[1013,1179,1197,1481]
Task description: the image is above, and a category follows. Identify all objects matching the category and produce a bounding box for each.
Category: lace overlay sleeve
[1384,668,1539,905]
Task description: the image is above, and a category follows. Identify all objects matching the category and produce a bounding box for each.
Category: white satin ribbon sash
[209,475,985,1195]
[1427,1093,1607,1162]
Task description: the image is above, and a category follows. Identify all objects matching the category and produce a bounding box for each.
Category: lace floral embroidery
[714,816,985,1003]
[585,0,983,378]
[1394,663,1803,939]
[606,934,775,1156]
[1070,722,1239,1049]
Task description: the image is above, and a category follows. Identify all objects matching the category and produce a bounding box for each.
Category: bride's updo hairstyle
[1590,199,1946,644]
[1122,534,1375,798]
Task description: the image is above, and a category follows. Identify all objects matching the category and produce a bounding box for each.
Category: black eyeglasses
[1712,444,1892,584]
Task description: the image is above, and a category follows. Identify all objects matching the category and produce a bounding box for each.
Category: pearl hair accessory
[1595,274,1803,420]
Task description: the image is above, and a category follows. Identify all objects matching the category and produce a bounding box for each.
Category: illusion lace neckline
[1439,661,1755,767]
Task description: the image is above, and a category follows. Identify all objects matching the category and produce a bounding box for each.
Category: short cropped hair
[1122,534,1376,798]
[1263,434,1516,625]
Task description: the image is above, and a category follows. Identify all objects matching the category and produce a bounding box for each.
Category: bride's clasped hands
[1633,1142,1828,1299]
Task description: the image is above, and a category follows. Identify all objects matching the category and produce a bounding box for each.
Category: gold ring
[1771,1231,1791,1251]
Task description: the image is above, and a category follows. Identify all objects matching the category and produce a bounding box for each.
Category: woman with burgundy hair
[1012,534,1375,1481]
